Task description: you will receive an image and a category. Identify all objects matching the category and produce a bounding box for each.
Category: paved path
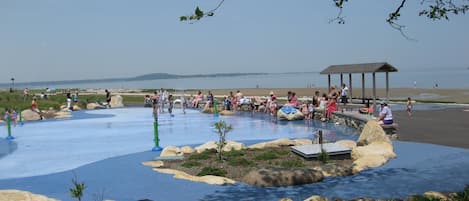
[394,107,469,149]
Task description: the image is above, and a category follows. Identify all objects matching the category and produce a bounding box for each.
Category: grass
[197,167,227,177]
[227,158,255,167]
[280,159,305,168]
[0,91,108,112]
[254,150,279,161]
[224,149,246,158]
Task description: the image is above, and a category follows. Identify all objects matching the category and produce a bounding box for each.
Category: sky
[0,0,468,83]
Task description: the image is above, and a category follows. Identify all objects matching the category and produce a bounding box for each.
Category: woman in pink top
[289,92,298,107]
[326,96,337,120]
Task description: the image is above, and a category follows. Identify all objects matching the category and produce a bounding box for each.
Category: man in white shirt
[341,83,349,105]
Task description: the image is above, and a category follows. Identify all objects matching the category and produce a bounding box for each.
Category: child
[181,94,187,114]
[11,108,18,127]
[300,101,310,119]
[168,94,174,117]
[406,97,412,117]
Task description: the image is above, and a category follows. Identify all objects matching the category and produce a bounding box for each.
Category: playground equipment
[5,115,14,140]
[151,110,162,152]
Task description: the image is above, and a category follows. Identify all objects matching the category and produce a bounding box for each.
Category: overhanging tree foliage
[180,0,469,38]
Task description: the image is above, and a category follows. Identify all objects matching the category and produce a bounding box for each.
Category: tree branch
[329,0,348,24]
[180,0,225,22]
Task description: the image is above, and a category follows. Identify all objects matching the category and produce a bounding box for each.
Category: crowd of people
[144,84,395,125]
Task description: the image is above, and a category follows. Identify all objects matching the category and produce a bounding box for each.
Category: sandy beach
[103,87,469,104]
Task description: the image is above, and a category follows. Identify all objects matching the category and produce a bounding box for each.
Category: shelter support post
[372,72,377,114]
[349,73,352,103]
[361,73,365,104]
[328,74,331,92]
[386,72,389,101]
[340,73,343,86]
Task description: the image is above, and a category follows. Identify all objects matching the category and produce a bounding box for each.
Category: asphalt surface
[394,107,469,149]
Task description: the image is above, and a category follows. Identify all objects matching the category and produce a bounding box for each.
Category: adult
[325,95,337,121]
[328,86,339,101]
[105,89,111,108]
[234,90,243,111]
[66,95,72,111]
[312,91,320,107]
[341,83,349,105]
[23,88,29,102]
[378,101,393,125]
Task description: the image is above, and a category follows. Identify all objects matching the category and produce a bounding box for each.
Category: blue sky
[1,0,468,82]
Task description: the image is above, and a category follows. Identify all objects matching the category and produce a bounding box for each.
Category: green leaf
[179,16,188,21]
[195,6,204,18]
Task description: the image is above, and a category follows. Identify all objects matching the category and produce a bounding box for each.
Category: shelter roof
[320,62,398,74]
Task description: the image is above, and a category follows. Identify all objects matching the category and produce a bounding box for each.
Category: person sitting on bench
[359,102,374,114]
[377,100,393,125]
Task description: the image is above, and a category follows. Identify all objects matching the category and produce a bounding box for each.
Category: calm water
[8,68,469,89]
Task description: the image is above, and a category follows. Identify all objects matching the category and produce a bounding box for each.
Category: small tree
[69,174,86,201]
[213,120,233,161]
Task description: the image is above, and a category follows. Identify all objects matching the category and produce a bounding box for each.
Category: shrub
[187,151,212,160]
[197,167,227,177]
[181,161,202,168]
[317,149,329,164]
[213,120,233,161]
[455,185,469,201]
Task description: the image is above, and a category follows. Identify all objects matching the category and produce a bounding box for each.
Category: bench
[331,111,398,139]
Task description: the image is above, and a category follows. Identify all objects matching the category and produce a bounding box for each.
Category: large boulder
[153,168,235,185]
[352,155,388,174]
[180,146,195,154]
[242,168,324,187]
[86,103,106,110]
[195,141,218,153]
[357,120,391,146]
[0,190,59,201]
[335,140,357,149]
[351,142,396,161]
[110,95,124,108]
[54,111,72,119]
[277,106,304,121]
[304,195,329,201]
[223,141,246,152]
[72,105,82,111]
[20,109,41,121]
[160,146,182,157]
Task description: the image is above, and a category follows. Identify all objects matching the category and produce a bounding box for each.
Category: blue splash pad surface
[0,142,468,201]
[0,108,468,200]
[0,108,357,180]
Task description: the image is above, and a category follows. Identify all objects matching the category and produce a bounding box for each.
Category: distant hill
[129,72,268,81]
